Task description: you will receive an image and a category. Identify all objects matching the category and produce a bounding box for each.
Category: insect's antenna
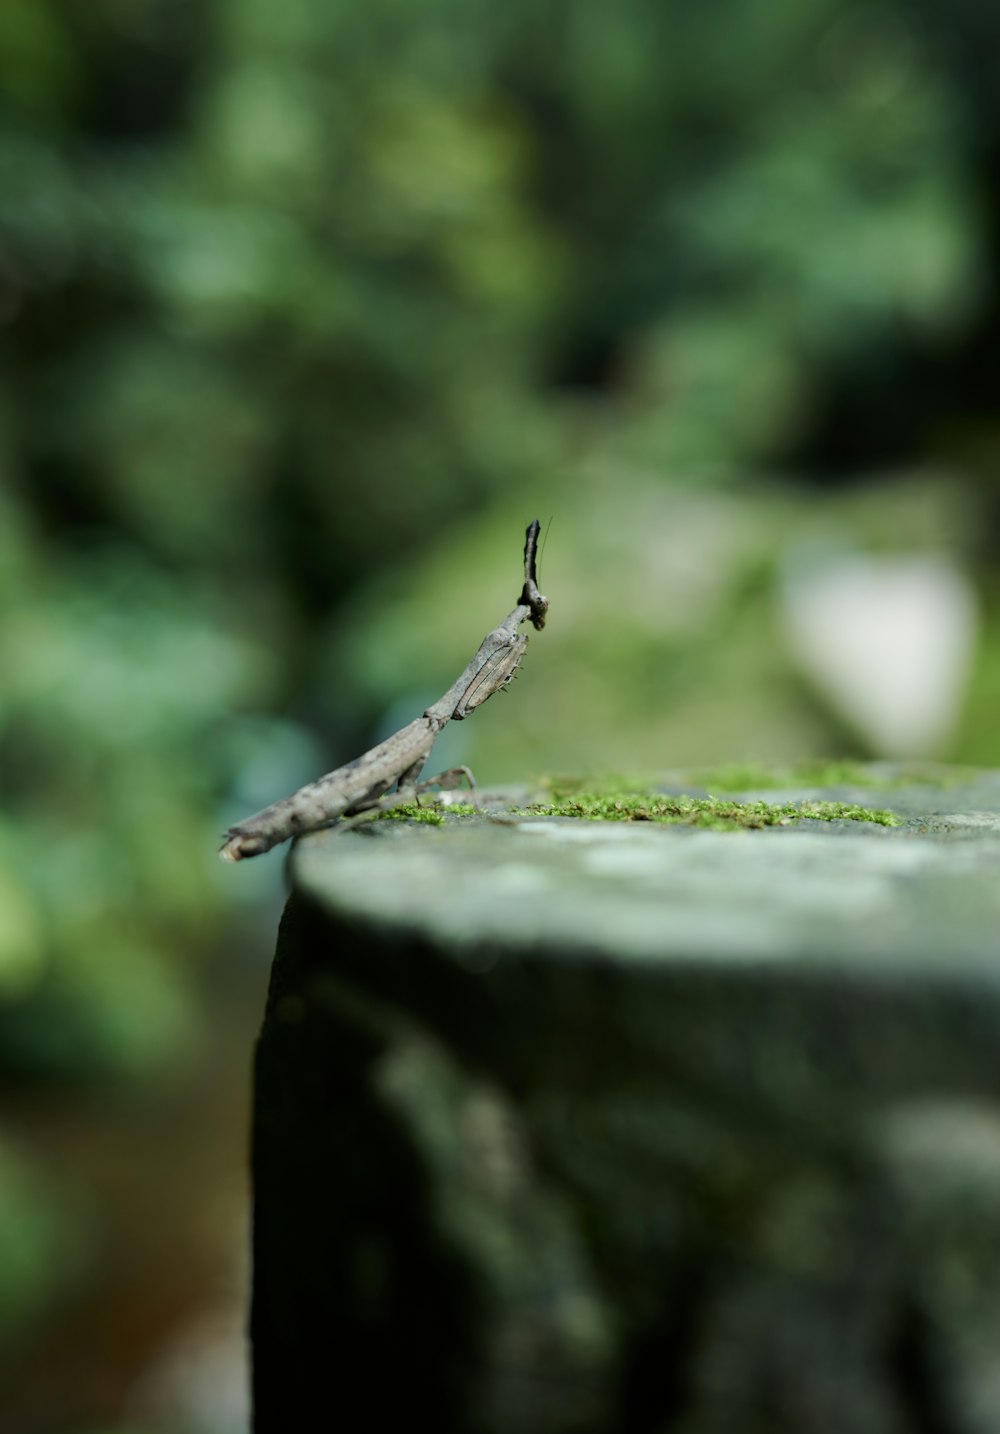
[538,515,553,588]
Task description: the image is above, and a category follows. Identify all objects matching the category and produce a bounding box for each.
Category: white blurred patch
[126,1302,249,1434]
[782,551,976,757]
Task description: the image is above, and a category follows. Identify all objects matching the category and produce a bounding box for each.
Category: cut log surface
[252,768,1000,1434]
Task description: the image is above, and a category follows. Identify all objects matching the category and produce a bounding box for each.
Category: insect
[220,521,548,861]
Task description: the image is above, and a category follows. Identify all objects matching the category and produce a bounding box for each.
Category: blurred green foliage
[0,1132,89,1347]
[0,0,995,1062]
[3,1,1000,1418]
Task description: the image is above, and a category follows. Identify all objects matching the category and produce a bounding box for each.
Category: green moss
[518,792,901,832]
[376,801,479,826]
[542,763,973,800]
[377,803,446,826]
[539,773,663,803]
[373,785,902,832]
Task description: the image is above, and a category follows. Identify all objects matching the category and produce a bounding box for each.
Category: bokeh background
[4,1,1000,1429]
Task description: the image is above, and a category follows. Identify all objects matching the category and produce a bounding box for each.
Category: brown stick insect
[220,520,548,861]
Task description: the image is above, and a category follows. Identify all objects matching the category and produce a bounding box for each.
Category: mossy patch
[374,784,901,832]
[376,802,479,826]
[539,773,672,803]
[540,764,973,800]
[518,792,901,832]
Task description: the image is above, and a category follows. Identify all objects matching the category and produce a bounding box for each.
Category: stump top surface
[291,769,1000,977]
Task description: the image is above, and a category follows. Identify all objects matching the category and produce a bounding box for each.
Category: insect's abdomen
[453,634,528,719]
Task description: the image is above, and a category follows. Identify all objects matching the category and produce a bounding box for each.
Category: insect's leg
[393,756,428,803]
[335,767,475,833]
[334,762,429,833]
[336,786,421,832]
[416,766,476,794]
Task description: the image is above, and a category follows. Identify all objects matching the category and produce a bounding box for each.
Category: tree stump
[252,769,1000,1434]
